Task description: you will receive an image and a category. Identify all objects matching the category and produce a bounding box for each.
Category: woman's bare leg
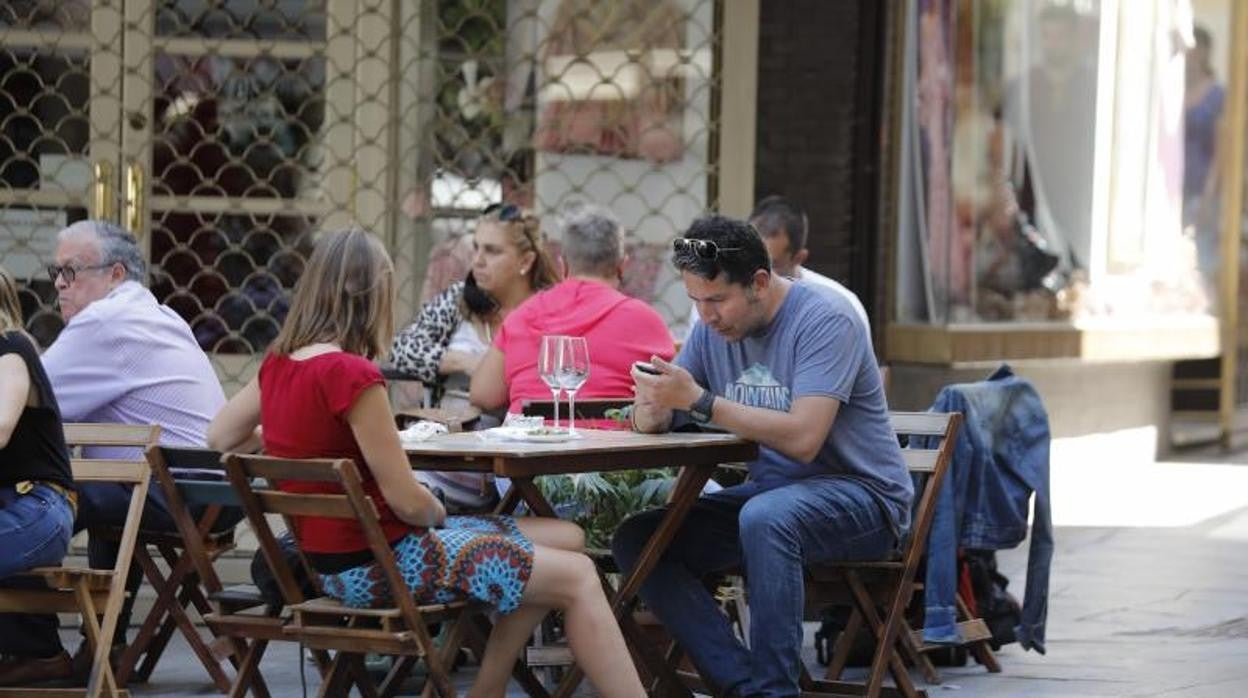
[469,603,549,698]
[471,544,644,698]
[515,517,584,552]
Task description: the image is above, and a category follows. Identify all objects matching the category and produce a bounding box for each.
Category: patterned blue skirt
[317,515,534,614]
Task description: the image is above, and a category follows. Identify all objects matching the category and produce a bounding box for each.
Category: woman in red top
[208,229,643,697]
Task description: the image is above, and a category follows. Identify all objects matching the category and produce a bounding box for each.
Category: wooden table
[405,428,757,697]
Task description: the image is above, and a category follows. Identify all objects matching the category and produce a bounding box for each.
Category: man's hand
[632,355,703,412]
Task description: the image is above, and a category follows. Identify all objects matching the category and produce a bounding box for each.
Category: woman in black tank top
[0,267,76,628]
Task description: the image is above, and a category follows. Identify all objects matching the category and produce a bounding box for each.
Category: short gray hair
[58,220,147,282]
[559,203,622,276]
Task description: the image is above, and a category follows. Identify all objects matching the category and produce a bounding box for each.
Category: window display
[896,0,1212,327]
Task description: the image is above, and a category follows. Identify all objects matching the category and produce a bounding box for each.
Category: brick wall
[753,0,886,337]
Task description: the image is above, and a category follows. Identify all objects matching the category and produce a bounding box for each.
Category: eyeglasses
[46,262,114,285]
[672,238,743,259]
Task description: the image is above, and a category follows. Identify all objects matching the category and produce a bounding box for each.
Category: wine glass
[557,336,591,435]
[538,335,565,429]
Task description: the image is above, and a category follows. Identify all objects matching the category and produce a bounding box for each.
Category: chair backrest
[63,422,161,450]
[145,445,235,602]
[888,411,962,571]
[70,458,151,487]
[222,454,424,622]
[395,405,481,432]
[521,397,633,421]
[149,445,237,506]
[62,423,159,550]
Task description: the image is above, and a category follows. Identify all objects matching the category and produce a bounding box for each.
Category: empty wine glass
[557,336,590,435]
[538,335,565,429]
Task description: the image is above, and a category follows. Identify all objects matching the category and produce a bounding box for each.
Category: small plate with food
[489,426,583,443]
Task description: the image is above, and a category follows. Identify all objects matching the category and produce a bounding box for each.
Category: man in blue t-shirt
[614,215,912,697]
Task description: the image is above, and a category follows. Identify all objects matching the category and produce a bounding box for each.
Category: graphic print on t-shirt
[723,362,791,411]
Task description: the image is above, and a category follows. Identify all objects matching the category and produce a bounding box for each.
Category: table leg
[548,462,715,698]
[510,478,557,518]
[494,484,523,515]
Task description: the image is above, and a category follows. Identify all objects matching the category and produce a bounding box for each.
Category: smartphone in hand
[633,361,662,376]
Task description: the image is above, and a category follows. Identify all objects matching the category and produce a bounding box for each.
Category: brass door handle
[92,161,115,223]
[123,159,145,237]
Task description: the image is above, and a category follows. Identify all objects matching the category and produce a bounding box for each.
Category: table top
[404,428,757,476]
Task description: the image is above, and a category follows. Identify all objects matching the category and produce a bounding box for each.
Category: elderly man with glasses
[0,220,230,686]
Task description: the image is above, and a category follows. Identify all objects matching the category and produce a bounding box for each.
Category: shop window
[890,0,1217,362]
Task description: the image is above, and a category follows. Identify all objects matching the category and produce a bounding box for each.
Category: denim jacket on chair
[919,365,1053,654]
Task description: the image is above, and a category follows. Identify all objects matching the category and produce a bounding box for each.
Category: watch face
[689,389,714,423]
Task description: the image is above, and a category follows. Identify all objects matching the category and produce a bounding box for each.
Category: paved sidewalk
[108,435,1248,696]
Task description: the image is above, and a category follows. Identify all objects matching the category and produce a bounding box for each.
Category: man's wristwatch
[688,388,716,424]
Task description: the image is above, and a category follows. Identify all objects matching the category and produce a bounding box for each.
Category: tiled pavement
[96,434,1248,696]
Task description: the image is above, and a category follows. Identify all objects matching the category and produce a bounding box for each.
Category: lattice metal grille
[142,1,333,390]
[0,3,108,348]
[394,0,722,334]
[156,1,326,41]
[1,0,722,393]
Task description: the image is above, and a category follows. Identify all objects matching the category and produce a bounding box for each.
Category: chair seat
[204,612,289,642]
[136,527,236,550]
[284,623,422,655]
[290,596,472,623]
[26,565,117,591]
[95,524,237,552]
[285,597,474,656]
[909,619,993,651]
[209,584,267,613]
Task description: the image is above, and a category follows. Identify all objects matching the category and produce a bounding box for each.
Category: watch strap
[689,388,715,423]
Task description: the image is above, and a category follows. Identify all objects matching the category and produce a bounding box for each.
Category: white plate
[487,426,583,443]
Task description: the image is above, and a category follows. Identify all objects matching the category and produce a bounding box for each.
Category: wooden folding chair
[196,450,331,698]
[223,453,479,698]
[813,412,998,689]
[0,456,152,698]
[60,424,202,686]
[798,411,974,698]
[118,446,260,693]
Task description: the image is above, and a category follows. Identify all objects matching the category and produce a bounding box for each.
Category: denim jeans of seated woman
[0,481,247,659]
[0,483,75,658]
[611,476,896,698]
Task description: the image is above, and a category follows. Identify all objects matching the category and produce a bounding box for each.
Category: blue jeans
[0,482,244,656]
[0,483,75,657]
[611,477,897,698]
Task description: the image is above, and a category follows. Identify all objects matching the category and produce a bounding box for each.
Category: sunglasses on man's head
[672,237,743,259]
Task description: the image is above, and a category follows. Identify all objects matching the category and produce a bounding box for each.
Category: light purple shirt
[42,281,225,454]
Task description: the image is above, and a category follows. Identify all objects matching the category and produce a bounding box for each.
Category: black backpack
[813,549,1021,667]
[963,549,1022,651]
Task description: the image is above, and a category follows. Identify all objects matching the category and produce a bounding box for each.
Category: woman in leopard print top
[390,205,560,405]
